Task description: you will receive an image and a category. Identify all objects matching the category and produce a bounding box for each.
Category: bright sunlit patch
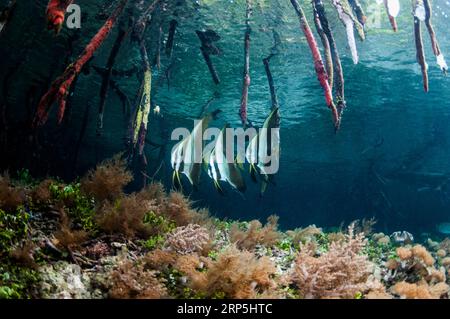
[386,0,400,18]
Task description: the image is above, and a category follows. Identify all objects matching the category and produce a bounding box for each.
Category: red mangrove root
[313,0,346,126]
[239,0,252,127]
[46,0,74,34]
[312,3,333,89]
[33,0,128,128]
[290,0,339,128]
[384,0,400,32]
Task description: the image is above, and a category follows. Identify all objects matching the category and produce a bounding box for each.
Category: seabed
[1,157,449,300]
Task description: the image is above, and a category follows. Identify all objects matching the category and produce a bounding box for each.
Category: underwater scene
[1,0,450,300]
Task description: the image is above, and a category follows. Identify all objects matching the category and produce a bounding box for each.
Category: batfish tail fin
[249,164,258,183]
[172,170,183,192]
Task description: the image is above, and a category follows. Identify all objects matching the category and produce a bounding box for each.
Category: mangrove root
[166,19,178,58]
[330,0,365,64]
[46,0,74,34]
[154,24,162,69]
[132,0,161,42]
[97,21,130,135]
[239,0,252,127]
[313,0,346,126]
[132,41,152,155]
[0,0,16,36]
[423,0,448,74]
[312,1,333,89]
[413,0,429,92]
[263,56,279,111]
[196,30,221,85]
[348,0,366,27]
[290,0,339,128]
[33,0,128,127]
[384,0,400,32]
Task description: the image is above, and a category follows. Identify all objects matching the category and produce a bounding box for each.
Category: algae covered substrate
[1,157,450,300]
